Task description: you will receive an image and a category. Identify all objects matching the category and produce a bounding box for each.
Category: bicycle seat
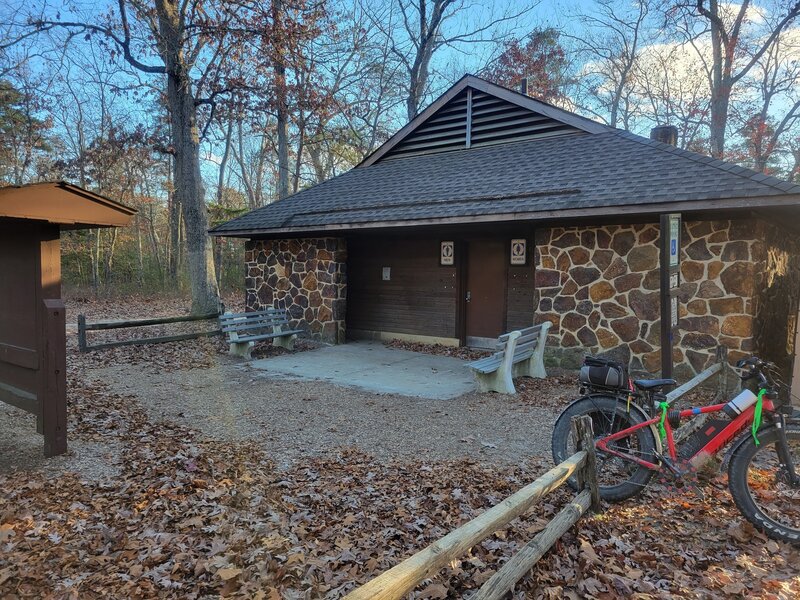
[633,378,677,391]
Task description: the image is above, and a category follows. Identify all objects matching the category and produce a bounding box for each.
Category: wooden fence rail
[666,345,729,405]
[344,416,600,600]
[666,346,730,442]
[77,312,221,352]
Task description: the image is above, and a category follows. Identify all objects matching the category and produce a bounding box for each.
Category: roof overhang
[212,194,800,238]
[0,181,136,229]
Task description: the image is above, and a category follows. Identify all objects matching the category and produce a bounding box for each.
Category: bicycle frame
[595,395,777,470]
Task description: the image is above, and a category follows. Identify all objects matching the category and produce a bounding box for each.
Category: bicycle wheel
[728,423,800,544]
[551,395,658,501]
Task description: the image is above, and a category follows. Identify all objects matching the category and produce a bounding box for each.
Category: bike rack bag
[579,356,628,390]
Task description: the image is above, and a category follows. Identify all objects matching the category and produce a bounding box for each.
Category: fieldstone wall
[753,223,800,380]
[534,220,762,379]
[244,238,347,344]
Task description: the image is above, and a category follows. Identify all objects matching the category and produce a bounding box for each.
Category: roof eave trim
[210,194,800,237]
[57,181,138,215]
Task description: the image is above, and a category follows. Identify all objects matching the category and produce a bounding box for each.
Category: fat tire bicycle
[551,356,800,544]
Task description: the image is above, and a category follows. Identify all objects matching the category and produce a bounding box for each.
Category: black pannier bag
[579,356,628,390]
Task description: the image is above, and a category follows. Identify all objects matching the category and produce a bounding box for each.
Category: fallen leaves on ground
[2,299,798,598]
[515,376,577,410]
[385,340,491,361]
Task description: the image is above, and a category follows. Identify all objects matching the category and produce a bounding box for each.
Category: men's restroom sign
[440,241,454,265]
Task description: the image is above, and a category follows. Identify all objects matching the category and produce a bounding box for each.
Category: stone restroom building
[213,75,800,380]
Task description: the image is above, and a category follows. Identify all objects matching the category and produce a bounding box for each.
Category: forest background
[1,0,799,310]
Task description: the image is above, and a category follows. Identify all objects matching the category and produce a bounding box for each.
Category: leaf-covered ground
[1,298,798,598]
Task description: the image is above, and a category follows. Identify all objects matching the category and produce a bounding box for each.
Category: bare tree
[738,29,800,172]
[631,41,711,150]
[367,0,534,121]
[567,0,653,130]
[28,0,260,312]
[671,0,800,158]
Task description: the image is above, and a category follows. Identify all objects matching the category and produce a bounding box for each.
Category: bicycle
[551,355,800,544]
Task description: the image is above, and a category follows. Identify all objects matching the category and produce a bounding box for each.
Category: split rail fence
[344,415,601,600]
[666,345,729,441]
[77,312,221,352]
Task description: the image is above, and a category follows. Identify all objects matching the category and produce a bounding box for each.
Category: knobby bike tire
[551,395,658,502]
[728,423,800,545]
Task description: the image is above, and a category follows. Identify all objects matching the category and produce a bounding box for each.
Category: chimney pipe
[520,77,529,96]
[650,125,678,146]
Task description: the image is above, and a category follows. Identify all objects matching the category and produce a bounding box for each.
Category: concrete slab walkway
[249,341,476,399]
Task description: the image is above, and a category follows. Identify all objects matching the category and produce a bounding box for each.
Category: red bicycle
[551,356,800,544]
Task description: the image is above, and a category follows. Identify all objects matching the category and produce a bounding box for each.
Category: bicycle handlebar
[736,355,775,389]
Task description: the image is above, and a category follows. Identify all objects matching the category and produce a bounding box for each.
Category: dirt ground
[1,297,799,599]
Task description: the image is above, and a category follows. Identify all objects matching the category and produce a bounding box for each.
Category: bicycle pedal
[657,455,683,476]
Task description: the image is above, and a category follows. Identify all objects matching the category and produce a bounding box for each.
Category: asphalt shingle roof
[212,128,800,236]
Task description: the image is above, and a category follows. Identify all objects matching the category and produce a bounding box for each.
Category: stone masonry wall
[753,223,800,381]
[534,220,762,379]
[244,238,347,344]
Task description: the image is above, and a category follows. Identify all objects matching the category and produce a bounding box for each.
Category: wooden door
[465,240,506,347]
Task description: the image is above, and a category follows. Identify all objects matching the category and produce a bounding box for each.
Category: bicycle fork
[774,415,800,487]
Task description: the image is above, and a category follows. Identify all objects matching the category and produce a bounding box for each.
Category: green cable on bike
[658,400,669,440]
[751,389,766,446]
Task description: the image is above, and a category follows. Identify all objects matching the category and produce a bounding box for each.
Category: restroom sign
[510,239,527,265]
[440,241,454,265]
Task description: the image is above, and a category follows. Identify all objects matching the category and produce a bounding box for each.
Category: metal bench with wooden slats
[467,322,552,394]
[219,308,303,359]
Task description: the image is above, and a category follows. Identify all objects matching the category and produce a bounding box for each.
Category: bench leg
[512,356,546,379]
[470,330,520,394]
[272,333,297,351]
[513,321,551,379]
[229,341,254,359]
[472,365,516,394]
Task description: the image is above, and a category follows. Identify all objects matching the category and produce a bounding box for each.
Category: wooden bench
[466,322,552,394]
[219,309,303,359]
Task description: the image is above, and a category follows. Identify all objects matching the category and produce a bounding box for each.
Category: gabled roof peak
[359,74,610,167]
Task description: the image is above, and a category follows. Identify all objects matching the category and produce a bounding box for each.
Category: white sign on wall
[440,241,455,266]
[669,215,681,267]
[510,239,527,265]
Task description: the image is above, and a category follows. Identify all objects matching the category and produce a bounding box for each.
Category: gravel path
[0,405,122,478]
[85,358,561,470]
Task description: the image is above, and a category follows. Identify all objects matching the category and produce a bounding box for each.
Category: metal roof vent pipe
[650,125,678,146]
[520,77,529,96]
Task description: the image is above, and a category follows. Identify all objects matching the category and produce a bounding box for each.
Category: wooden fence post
[472,490,592,600]
[77,313,87,353]
[571,415,601,512]
[342,454,586,600]
[42,299,67,457]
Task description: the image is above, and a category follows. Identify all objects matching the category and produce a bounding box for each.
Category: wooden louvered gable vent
[383,90,470,159]
[379,87,581,161]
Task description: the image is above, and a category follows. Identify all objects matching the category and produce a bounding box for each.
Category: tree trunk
[156,0,220,314]
[709,91,729,159]
[136,213,144,284]
[91,229,100,291]
[168,191,181,278]
[217,119,233,203]
[273,0,290,200]
[103,227,118,283]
